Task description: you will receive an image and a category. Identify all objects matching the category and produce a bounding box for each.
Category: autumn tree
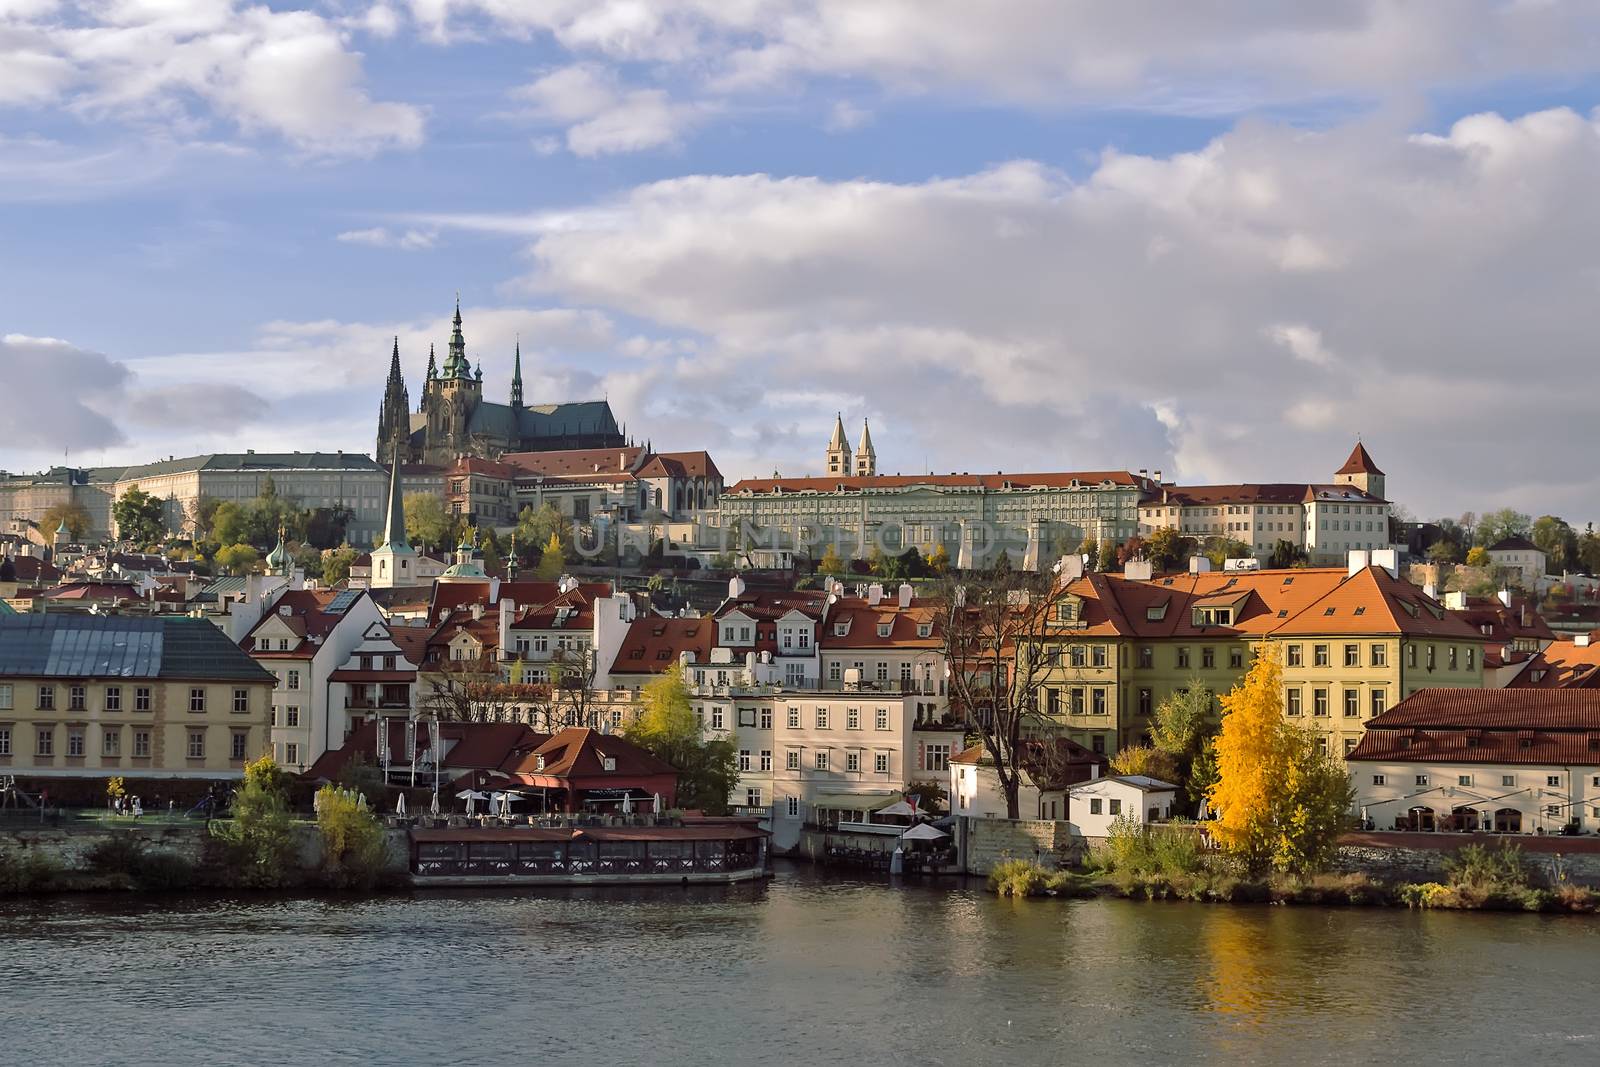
[927,543,951,576]
[1465,546,1491,568]
[517,503,572,556]
[535,532,566,579]
[1095,539,1118,573]
[41,502,92,542]
[818,543,846,576]
[625,664,738,813]
[939,563,1060,819]
[1108,744,1178,783]
[214,543,261,575]
[1207,649,1352,877]
[112,485,167,546]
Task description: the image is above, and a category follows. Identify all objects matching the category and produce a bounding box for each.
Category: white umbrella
[877,800,921,818]
[653,793,663,815]
[621,794,633,815]
[357,793,368,812]
[396,793,407,818]
[430,792,440,817]
[901,823,949,841]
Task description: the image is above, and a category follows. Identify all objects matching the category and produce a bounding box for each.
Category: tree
[112,485,167,545]
[625,664,739,814]
[405,493,451,551]
[939,563,1060,819]
[1095,539,1118,573]
[212,501,248,547]
[322,545,358,585]
[535,532,566,579]
[1268,540,1308,570]
[516,503,572,557]
[1116,535,1146,567]
[1580,525,1600,576]
[1077,535,1098,567]
[315,784,390,890]
[896,546,928,579]
[214,543,261,575]
[1144,526,1191,573]
[1202,536,1252,569]
[1207,649,1352,877]
[818,543,846,576]
[211,754,296,887]
[1466,546,1491,568]
[1475,508,1531,547]
[1150,677,1218,811]
[41,502,92,541]
[1531,515,1579,573]
[1108,744,1178,782]
[187,495,223,540]
[927,543,951,576]
[1427,539,1463,565]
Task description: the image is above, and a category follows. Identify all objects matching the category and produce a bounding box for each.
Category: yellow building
[1037,561,1488,757]
[0,614,275,785]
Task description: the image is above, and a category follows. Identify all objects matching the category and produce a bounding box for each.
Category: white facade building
[1067,775,1177,837]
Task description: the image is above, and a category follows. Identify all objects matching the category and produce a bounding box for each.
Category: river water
[2,863,1597,1066]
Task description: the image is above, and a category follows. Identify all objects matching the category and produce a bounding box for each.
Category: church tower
[370,445,416,589]
[510,338,524,408]
[854,418,877,476]
[825,413,851,477]
[1334,440,1385,500]
[376,336,410,460]
[426,297,482,459]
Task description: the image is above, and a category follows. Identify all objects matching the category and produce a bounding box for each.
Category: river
[2,863,1596,1066]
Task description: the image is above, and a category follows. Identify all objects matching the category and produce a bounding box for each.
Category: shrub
[988,857,1050,898]
[1445,842,1530,890]
[0,849,63,894]
[315,785,392,890]
[211,754,297,887]
[87,835,197,891]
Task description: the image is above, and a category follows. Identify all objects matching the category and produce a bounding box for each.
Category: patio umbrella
[356,793,368,812]
[396,793,407,818]
[653,793,663,814]
[877,800,921,818]
[621,794,633,815]
[901,823,949,842]
[430,792,440,817]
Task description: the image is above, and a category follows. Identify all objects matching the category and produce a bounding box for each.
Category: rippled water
[2,864,1598,1066]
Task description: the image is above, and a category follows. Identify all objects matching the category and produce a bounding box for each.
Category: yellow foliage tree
[1108,744,1177,783]
[535,532,566,580]
[315,784,390,889]
[818,544,846,575]
[1207,646,1352,877]
[927,544,951,576]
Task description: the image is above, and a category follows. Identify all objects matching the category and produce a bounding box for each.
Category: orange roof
[820,596,943,650]
[447,456,516,479]
[501,447,644,478]
[1335,441,1384,476]
[1510,639,1600,690]
[1267,567,1483,639]
[636,450,721,481]
[610,616,714,675]
[728,470,1139,494]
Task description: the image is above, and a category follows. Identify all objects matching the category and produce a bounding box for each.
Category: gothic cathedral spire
[377,335,410,460]
[510,337,524,408]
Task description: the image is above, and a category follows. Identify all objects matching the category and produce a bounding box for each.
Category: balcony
[344,696,413,711]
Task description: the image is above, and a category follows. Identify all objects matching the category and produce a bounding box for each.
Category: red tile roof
[1336,441,1384,476]
[636,450,721,481]
[1509,639,1600,690]
[1357,688,1600,730]
[820,596,942,650]
[304,720,540,781]
[728,470,1140,494]
[610,616,714,675]
[502,447,645,478]
[501,727,679,781]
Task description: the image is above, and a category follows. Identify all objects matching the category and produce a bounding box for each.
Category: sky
[4,2,1600,525]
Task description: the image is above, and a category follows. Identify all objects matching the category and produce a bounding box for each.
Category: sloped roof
[1335,441,1384,476]
[728,471,1140,494]
[0,615,272,682]
[1358,688,1600,730]
[1488,536,1540,553]
[1509,639,1600,690]
[610,616,714,675]
[502,447,644,477]
[820,596,942,650]
[636,451,721,481]
[504,727,678,780]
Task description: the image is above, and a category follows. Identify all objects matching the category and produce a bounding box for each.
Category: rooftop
[0,615,273,682]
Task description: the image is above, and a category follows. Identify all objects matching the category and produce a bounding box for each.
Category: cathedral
[377,300,625,466]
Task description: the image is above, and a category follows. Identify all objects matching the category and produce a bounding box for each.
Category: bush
[0,849,63,894]
[989,857,1050,898]
[316,785,392,890]
[211,754,297,887]
[86,835,197,891]
[1445,842,1531,890]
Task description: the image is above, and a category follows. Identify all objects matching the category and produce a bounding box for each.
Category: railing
[344,698,412,710]
[688,678,946,697]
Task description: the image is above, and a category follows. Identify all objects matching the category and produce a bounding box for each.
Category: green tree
[1202,536,1252,569]
[1475,508,1532,547]
[1268,540,1308,569]
[1579,525,1600,576]
[112,485,167,545]
[405,492,451,551]
[1531,515,1579,572]
[41,501,92,541]
[516,503,572,556]
[211,754,297,888]
[896,545,928,579]
[1144,526,1191,573]
[535,532,566,579]
[1095,539,1118,573]
[321,545,359,585]
[1426,538,1463,565]
[1207,650,1353,877]
[625,664,739,813]
[315,784,390,890]
[212,501,247,546]
[1150,678,1218,811]
[214,543,261,575]
[188,494,223,540]
[818,543,846,575]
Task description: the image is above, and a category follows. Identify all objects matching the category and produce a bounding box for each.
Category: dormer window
[602,756,617,771]
[835,623,849,636]
[916,624,932,638]
[877,623,892,638]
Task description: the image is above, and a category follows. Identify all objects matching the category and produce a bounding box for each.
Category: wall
[959,815,1083,875]
[1332,831,1600,886]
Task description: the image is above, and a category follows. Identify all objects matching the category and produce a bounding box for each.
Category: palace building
[377,299,625,467]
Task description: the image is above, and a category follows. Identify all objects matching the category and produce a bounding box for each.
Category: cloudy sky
[4,2,1600,523]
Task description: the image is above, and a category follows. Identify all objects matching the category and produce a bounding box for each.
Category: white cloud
[0,2,423,154]
[336,226,437,249]
[824,100,871,132]
[512,63,709,156]
[408,105,1600,520]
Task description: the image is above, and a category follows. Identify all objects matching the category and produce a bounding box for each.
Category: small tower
[826,413,852,477]
[266,526,292,578]
[1334,440,1385,500]
[376,336,410,459]
[510,338,524,408]
[854,418,877,477]
[369,446,416,589]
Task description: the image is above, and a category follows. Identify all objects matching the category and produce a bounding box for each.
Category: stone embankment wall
[1332,831,1600,886]
[959,817,1084,876]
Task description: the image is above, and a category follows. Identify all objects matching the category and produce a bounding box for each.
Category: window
[1092,736,1105,754]
[1070,688,1085,716]
[36,727,53,757]
[814,751,829,771]
[102,728,120,757]
[816,708,829,730]
[1371,644,1387,667]
[1069,646,1087,668]
[186,730,205,759]
[1138,689,1153,717]
[1286,689,1302,716]
[875,708,890,730]
[738,749,751,772]
[1202,647,1215,669]
[1229,647,1243,670]
[1314,644,1330,667]
[1089,798,1103,815]
[1372,774,1385,786]
[1466,647,1476,671]
[787,706,800,729]
[786,750,800,771]
[1313,688,1328,717]
[285,743,299,765]
[1426,646,1436,671]
[1109,799,1122,816]
[132,729,150,758]
[785,796,800,818]
[1138,647,1153,669]
[1547,775,1562,787]
[68,685,86,711]
[758,707,772,730]
[925,743,951,772]
[875,662,890,682]
[710,707,724,730]
[846,752,861,772]
[0,725,8,755]
[230,730,249,761]
[232,688,249,714]
[1286,645,1303,667]
[1177,647,1190,669]
[135,687,151,712]
[1458,775,1473,787]
[1045,688,1060,716]
[1091,688,1107,716]
[1344,689,1360,717]
[847,707,860,730]
[1415,775,1429,786]
[1092,646,1108,668]
[37,685,54,711]
[287,670,300,691]
[1449,647,1459,671]
[1504,775,1517,787]
[67,727,84,757]
[1407,644,1417,669]
[875,752,889,773]
[1344,644,1359,668]
[760,750,772,771]
[0,685,9,710]
[285,706,300,727]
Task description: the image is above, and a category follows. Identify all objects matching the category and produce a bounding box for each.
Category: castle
[377,300,625,466]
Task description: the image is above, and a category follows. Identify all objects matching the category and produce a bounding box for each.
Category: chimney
[897,583,913,608]
[1189,556,1211,574]
[1153,469,1162,484]
[1444,590,1466,611]
[499,597,515,658]
[1577,634,1591,647]
[1370,548,1399,579]
[1423,583,1437,600]
[1497,588,1512,609]
[1346,549,1370,577]
[1124,559,1153,581]
[470,603,484,622]
[867,583,884,606]
[728,575,746,599]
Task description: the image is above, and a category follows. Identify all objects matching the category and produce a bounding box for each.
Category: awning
[812,792,898,813]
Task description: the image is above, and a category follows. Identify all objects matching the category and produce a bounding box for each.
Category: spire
[1336,440,1384,476]
[825,411,851,476]
[857,417,874,456]
[828,411,847,451]
[387,336,403,383]
[377,336,410,456]
[853,417,876,476]
[445,295,468,378]
[510,337,524,408]
[381,443,409,552]
[425,343,437,382]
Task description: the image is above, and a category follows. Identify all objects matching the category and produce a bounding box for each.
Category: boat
[408,818,770,887]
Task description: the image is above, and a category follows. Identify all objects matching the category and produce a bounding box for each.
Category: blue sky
[5,2,1600,524]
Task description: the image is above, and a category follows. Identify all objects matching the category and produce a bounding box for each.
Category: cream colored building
[0,614,273,781]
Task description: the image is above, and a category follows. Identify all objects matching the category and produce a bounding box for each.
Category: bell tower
[825,413,851,477]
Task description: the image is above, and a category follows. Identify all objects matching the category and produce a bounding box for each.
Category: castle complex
[377,300,625,466]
